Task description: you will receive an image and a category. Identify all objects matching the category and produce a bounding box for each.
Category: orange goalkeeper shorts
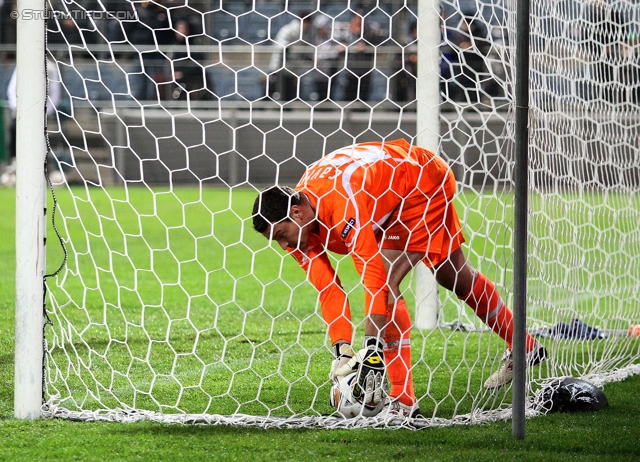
[379,160,465,267]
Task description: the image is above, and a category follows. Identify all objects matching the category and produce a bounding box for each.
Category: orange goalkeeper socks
[462,272,536,352]
[384,299,416,406]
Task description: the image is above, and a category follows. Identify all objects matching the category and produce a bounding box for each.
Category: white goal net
[24,0,640,427]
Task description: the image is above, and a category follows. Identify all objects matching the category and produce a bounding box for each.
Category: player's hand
[335,336,386,405]
[329,342,355,381]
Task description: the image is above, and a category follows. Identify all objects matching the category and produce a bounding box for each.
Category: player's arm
[288,244,355,378]
[340,191,389,322]
[334,190,389,404]
[289,245,353,345]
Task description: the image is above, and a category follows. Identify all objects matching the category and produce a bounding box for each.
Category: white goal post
[12,0,640,429]
[14,0,47,420]
[414,0,442,331]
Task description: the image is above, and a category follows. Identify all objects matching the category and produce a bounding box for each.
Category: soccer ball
[330,372,386,418]
[537,377,609,413]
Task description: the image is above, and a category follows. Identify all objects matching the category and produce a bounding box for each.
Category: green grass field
[43,187,524,419]
[1,186,640,460]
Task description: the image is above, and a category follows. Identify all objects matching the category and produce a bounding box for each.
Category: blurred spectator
[267,12,313,101]
[588,0,627,104]
[0,0,17,46]
[169,20,210,101]
[312,15,340,101]
[393,21,417,102]
[46,0,102,51]
[440,13,458,100]
[449,14,490,104]
[623,31,639,104]
[123,1,174,101]
[169,5,204,37]
[483,23,507,100]
[47,17,84,46]
[333,12,382,102]
[1,60,63,186]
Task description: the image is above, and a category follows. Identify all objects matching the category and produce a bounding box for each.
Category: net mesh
[39,0,640,427]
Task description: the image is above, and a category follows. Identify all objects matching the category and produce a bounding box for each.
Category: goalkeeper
[252,138,546,416]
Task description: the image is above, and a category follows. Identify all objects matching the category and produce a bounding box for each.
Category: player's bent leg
[470,277,545,388]
[381,249,423,410]
[483,339,547,389]
[381,249,425,300]
[384,299,416,406]
[432,247,475,298]
[459,271,539,349]
[435,249,546,389]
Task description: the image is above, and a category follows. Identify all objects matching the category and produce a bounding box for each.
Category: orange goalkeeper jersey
[288,139,463,341]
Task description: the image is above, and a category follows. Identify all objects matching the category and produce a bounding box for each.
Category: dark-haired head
[252,186,301,234]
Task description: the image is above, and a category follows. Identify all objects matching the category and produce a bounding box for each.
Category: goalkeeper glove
[335,336,387,405]
[329,342,355,380]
